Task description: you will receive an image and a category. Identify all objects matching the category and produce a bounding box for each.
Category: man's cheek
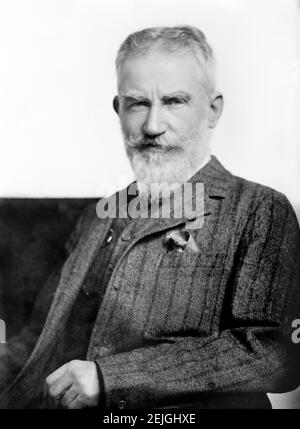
[122,111,146,131]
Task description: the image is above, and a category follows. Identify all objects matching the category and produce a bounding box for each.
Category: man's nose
[143,106,166,137]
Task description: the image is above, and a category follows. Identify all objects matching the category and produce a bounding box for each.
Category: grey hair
[115,25,216,96]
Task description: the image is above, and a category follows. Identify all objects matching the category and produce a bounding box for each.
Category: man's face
[116,49,212,190]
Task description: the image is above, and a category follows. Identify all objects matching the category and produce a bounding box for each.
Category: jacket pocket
[144,249,225,337]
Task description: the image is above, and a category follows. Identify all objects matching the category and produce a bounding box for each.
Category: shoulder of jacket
[231,173,289,205]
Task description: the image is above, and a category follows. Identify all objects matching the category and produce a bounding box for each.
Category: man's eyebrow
[119,90,192,102]
[119,91,148,101]
[161,91,192,101]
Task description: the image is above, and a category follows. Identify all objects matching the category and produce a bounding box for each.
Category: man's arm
[95,193,300,408]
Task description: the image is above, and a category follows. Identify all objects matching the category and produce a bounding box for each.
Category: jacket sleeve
[96,192,300,409]
[0,203,95,392]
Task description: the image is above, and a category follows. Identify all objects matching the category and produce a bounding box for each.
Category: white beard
[124,121,212,200]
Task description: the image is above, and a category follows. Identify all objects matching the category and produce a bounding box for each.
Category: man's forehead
[117,51,203,97]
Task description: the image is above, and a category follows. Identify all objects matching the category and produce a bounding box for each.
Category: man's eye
[129,101,148,108]
[165,98,185,105]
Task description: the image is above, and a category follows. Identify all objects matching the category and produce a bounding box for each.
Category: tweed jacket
[0,156,300,409]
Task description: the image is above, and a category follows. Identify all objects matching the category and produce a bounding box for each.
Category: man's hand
[45,360,100,409]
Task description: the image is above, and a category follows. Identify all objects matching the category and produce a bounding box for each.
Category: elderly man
[0,25,300,410]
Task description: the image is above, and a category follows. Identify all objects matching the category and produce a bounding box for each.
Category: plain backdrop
[0,0,300,408]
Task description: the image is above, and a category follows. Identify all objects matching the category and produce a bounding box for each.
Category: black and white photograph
[0,0,300,414]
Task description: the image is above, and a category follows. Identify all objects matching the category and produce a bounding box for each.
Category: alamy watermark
[96,182,205,230]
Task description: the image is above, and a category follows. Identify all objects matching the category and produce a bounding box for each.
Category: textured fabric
[60,216,131,365]
[0,156,300,409]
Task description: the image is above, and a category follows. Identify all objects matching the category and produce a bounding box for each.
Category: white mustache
[126,135,182,152]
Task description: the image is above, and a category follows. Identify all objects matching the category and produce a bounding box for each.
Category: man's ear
[208,91,223,129]
[113,96,119,114]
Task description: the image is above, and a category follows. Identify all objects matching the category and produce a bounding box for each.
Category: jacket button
[118,400,126,409]
[121,231,131,241]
